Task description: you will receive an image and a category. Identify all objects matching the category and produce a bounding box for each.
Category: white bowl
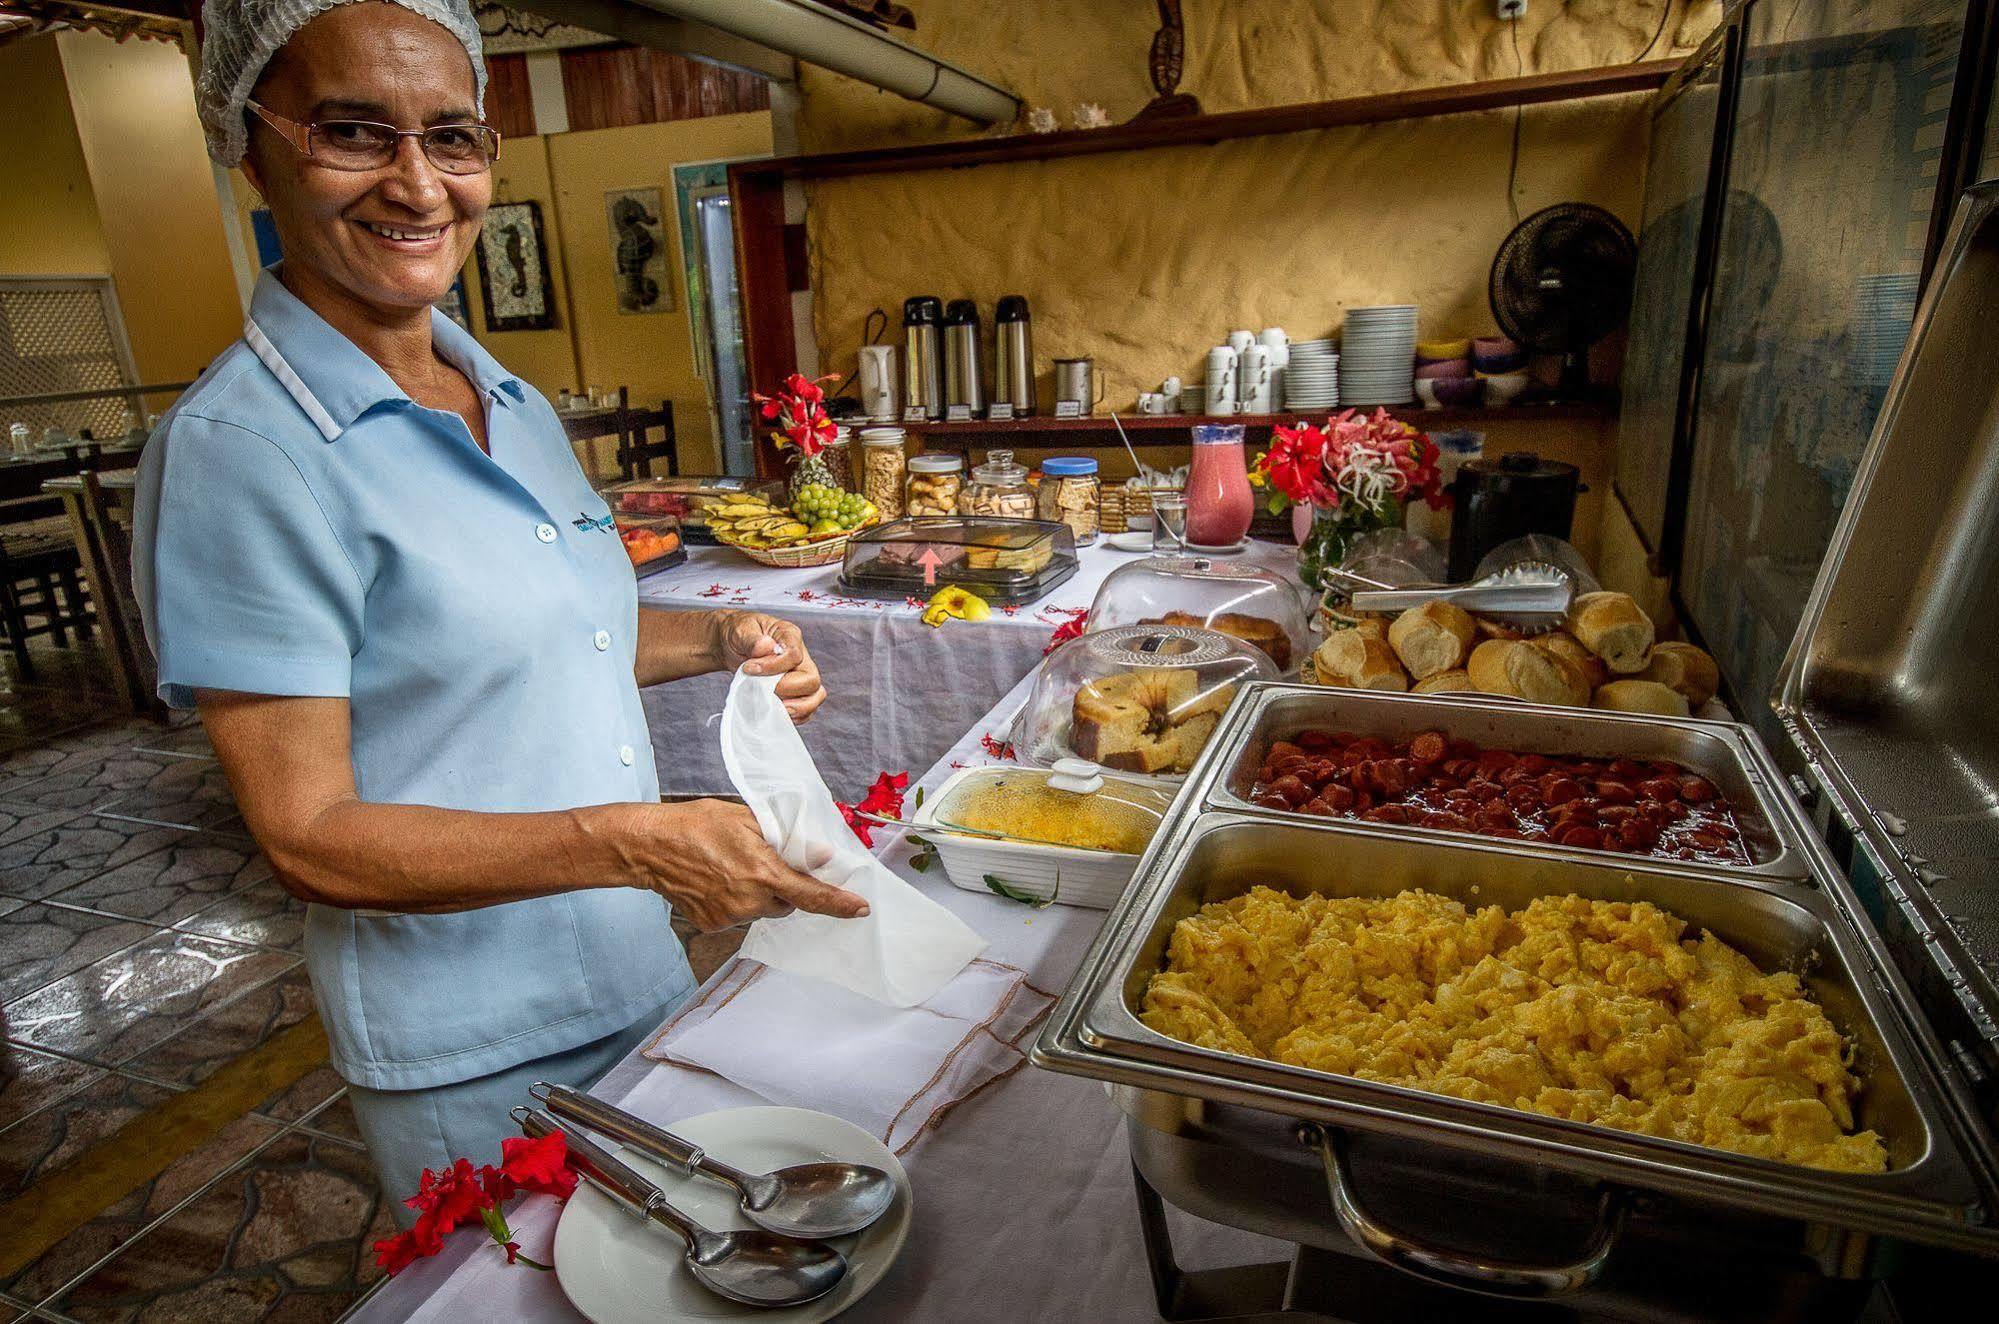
[1481,370,1531,405]
[911,766,1157,909]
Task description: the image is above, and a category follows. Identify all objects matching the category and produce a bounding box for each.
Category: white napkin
[642,956,1055,1153]
[720,667,985,1006]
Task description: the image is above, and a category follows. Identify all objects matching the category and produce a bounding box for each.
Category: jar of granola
[860,427,907,518]
[1037,456,1100,544]
[905,453,964,517]
[959,448,1036,518]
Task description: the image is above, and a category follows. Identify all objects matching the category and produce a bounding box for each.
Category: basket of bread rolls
[1306,590,1720,715]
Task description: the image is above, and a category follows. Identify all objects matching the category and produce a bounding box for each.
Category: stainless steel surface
[1206,683,1808,879]
[1776,182,1999,1077]
[1053,357,1096,413]
[1349,560,1573,634]
[900,296,944,421]
[535,1083,896,1240]
[1298,1120,1626,1298]
[1034,781,1999,1251]
[942,299,985,414]
[514,1107,848,1308]
[994,296,1035,415]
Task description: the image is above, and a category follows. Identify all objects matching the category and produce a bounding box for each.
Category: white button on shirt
[594,629,612,651]
[619,745,636,766]
[536,522,558,543]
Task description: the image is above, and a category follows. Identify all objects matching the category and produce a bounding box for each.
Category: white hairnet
[197,0,487,166]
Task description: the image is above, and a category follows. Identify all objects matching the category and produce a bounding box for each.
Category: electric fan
[1489,203,1639,398]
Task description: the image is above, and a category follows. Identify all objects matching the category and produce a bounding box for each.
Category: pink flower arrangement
[1253,408,1448,515]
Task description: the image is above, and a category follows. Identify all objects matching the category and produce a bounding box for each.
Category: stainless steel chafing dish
[1206,685,1808,880]
[1032,186,1999,1319]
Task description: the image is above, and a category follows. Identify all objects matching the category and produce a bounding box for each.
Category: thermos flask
[942,299,986,417]
[902,296,945,421]
[994,295,1036,416]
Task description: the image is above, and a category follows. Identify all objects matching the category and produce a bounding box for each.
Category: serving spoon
[515,1107,846,1307]
[534,1082,898,1240]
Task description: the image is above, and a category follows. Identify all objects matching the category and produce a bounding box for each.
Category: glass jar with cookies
[905,453,965,517]
[1036,456,1100,545]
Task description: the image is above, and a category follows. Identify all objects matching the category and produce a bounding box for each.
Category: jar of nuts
[905,453,964,517]
[1036,456,1100,544]
[959,449,1036,518]
[860,427,907,519]
[820,426,854,491]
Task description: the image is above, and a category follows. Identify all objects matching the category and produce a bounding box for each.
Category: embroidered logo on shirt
[572,512,615,533]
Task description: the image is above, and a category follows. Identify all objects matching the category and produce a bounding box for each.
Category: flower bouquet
[753,372,844,501]
[1250,408,1449,592]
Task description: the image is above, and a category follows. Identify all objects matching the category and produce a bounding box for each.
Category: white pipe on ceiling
[623,0,1020,125]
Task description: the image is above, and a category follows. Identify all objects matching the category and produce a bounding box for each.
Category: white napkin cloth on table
[720,667,984,1006]
[641,955,1056,1154]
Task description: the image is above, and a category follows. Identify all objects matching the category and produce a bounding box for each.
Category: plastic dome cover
[1084,555,1311,675]
[1012,623,1277,777]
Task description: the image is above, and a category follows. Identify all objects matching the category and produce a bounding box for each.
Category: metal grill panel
[0,277,139,439]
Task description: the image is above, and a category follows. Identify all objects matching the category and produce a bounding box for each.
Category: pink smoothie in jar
[1185,424,1255,547]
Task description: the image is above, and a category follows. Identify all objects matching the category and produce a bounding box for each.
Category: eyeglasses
[247,100,500,175]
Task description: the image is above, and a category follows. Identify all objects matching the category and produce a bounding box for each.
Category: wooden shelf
[751,61,1679,182]
[889,401,1618,447]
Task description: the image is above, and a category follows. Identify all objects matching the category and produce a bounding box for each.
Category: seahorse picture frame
[475,200,557,332]
[605,186,674,315]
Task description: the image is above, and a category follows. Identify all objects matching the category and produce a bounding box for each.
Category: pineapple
[788,450,838,504]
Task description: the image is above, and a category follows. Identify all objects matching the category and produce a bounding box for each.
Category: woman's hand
[620,799,867,931]
[713,613,827,723]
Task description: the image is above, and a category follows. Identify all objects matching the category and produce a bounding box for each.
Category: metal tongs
[1337,560,1574,635]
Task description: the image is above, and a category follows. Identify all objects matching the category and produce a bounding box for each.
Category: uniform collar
[244,266,527,443]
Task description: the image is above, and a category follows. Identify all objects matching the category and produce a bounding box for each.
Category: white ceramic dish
[1182,538,1250,554]
[1106,530,1155,552]
[911,765,1158,908]
[553,1106,912,1324]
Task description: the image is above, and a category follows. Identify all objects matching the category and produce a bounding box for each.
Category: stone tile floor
[0,637,743,1321]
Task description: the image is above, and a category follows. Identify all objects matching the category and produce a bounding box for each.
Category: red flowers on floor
[373,1128,580,1275]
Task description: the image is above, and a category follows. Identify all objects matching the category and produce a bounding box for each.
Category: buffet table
[349,671,1281,1323]
[636,538,1300,799]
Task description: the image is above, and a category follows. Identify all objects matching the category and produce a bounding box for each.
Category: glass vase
[1297,499,1401,594]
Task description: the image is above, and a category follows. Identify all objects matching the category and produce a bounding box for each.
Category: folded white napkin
[720,667,985,1006]
[642,956,1055,1153]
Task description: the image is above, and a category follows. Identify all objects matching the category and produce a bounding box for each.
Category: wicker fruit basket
[726,530,858,568]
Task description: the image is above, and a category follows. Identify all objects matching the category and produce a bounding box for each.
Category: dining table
[634,537,1303,802]
[343,668,1285,1324]
[2,441,143,502]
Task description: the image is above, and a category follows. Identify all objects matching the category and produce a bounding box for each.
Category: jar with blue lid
[1038,456,1100,544]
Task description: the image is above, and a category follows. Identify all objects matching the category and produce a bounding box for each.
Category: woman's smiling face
[242,1,489,314]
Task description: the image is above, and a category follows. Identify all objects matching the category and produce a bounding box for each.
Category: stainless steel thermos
[994,294,1035,416]
[902,296,945,421]
[942,299,985,417]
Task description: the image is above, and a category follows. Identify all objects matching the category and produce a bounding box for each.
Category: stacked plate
[1282,338,1339,410]
[1339,305,1418,406]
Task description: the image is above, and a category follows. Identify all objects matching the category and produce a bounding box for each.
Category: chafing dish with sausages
[1032,185,1999,1320]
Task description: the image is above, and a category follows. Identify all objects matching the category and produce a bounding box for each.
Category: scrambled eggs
[1141,887,1886,1173]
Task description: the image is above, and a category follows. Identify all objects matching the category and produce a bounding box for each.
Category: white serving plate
[553,1106,912,1324]
[911,765,1154,908]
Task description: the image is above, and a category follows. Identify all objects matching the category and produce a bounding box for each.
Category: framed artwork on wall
[605,186,674,315]
[475,200,556,331]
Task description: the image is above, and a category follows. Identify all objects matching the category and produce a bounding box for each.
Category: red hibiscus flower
[837,770,910,846]
[1257,422,1337,507]
[751,374,840,457]
[373,1133,580,1276]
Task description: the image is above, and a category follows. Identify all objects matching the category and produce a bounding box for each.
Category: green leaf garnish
[984,874,1054,909]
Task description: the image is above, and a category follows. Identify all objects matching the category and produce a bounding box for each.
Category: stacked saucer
[1338,305,1418,406]
[1281,338,1339,410]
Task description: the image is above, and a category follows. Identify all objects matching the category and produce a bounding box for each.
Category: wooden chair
[0,506,93,682]
[65,472,164,720]
[615,400,679,479]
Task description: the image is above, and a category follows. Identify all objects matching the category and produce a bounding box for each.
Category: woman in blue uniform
[136,0,866,1216]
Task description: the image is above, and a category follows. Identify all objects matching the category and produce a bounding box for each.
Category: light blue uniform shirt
[133,270,693,1091]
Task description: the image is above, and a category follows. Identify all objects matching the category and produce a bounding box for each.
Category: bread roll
[1412,668,1474,695]
[1530,630,1609,691]
[1593,679,1692,717]
[1566,592,1654,673]
[1475,616,1525,642]
[1639,641,1719,708]
[1388,602,1477,680]
[1312,631,1408,692]
[1468,639,1590,706]
[1352,614,1390,641]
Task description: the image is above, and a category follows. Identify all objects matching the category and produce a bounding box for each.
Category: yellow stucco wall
[56,30,242,386]
[801,2,1718,411]
[0,38,111,279]
[462,134,584,408]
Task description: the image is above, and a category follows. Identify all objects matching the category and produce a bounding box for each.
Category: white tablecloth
[351,672,1283,1324]
[636,539,1301,800]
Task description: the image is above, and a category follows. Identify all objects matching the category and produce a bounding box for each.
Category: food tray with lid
[611,514,685,575]
[836,516,1077,605]
[909,763,1176,908]
[1012,624,1279,780]
[1034,809,1999,1255]
[1199,683,1808,879]
[599,476,783,543]
[1084,554,1311,677]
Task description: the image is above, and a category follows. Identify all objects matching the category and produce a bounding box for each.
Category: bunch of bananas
[707,492,878,550]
